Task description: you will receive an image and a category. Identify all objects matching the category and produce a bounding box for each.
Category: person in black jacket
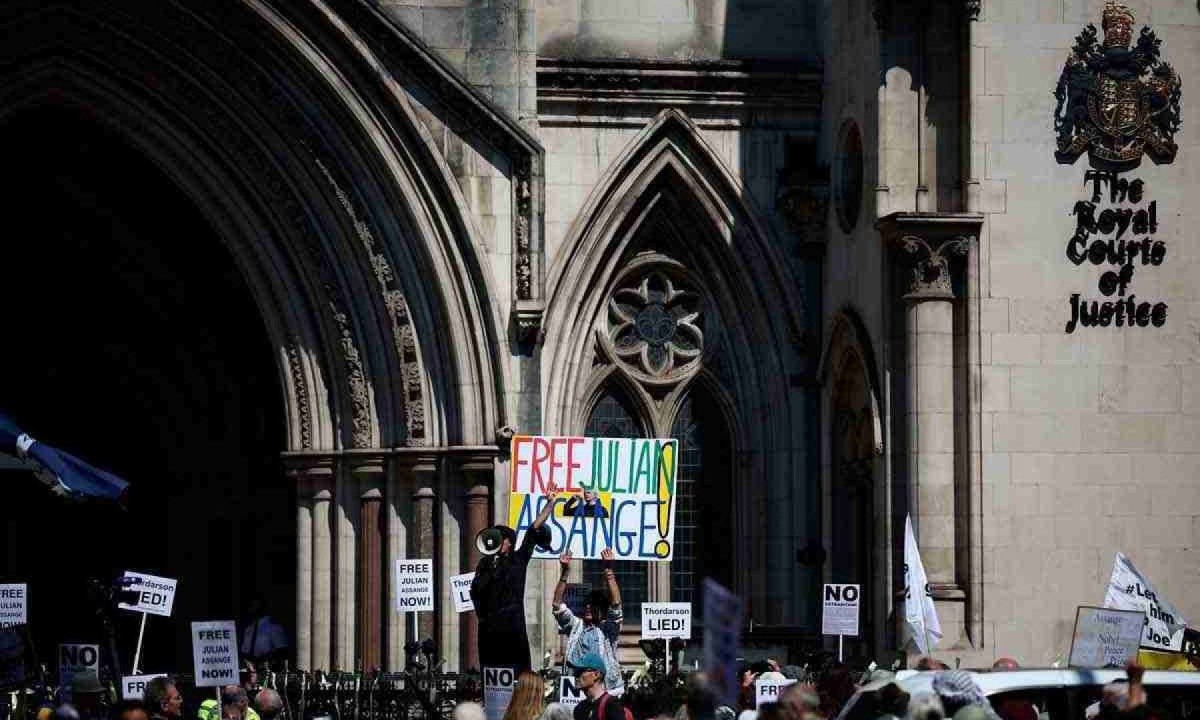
[470,487,559,673]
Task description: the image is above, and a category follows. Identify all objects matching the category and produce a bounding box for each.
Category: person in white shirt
[552,548,624,697]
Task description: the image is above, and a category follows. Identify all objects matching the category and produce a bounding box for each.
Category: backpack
[598,693,634,720]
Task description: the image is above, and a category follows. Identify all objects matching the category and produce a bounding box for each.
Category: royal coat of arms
[1053,1,1182,172]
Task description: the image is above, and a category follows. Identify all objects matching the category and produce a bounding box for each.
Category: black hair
[110,700,148,720]
[587,589,609,610]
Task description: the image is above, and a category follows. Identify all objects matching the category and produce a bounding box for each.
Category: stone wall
[972,0,1200,665]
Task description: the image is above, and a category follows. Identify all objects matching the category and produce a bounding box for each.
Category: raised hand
[559,550,573,567]
[600,548,616,564]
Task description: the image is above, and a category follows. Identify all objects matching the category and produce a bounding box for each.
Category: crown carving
[1101,1,1134,49]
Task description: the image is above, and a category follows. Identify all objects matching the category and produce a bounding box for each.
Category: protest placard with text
[1069,606,1145,669]
[191,621,239,687]
[118,573,177,617]
[450,573,475,613]
[508,436,678,561]
[483,667,515,720]
[395,560,434,613]
[59,644,99,688]
[0,585,26,628]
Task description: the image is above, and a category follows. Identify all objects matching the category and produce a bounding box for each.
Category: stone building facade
[0,0,1197,672]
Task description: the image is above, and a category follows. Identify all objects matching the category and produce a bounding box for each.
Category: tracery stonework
[607,270,704,382]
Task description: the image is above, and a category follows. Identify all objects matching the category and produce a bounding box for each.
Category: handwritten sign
[191,621,239,687]
[118,572,178,617]
[509,435,678,561]
[450,573,475,613]
[1068,606,1144,668]
[0,585,26,628]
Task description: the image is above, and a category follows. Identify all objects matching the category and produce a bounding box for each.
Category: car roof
[895,669,1200,696]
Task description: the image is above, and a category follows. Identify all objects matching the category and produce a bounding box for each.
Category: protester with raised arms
[554,548,624,696]
[470,485,559,673]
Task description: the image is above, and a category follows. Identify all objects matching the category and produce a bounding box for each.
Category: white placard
[559,676,586,708]
[483,666,516,720]
[755,678,798,708]
[191,620,239,687]
[1104,552,1187,652]
[59,644,99,688]
[118,572,178,617]
[0,584,27,627]
[641,602,692,639]
[1068,606,1145,669]
[450,573,475,613]
[702,578,743,707]
[122,674,167,700]
[822,584,860,637]
[395,560,434,613]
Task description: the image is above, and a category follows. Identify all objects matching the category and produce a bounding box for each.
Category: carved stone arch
[573,365,655,437]
[543,108,811,622]
[819,306,888,652]
[0,0,512,449]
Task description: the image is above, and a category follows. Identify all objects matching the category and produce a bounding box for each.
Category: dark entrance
[0,106,293,676]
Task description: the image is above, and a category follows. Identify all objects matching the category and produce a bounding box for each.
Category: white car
[836,669,1200,720]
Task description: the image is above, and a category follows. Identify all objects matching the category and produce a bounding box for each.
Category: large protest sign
[118,572,177,617]
[191,621,239,687]
[59,644,100,688]
[483,667,516,720]
[395,560,434,612]
[755,678,798,708]
[559,676,586,708]
[0,585,26,628]
[703,578,743,708]
[822,584,860,637]
[642,603,691,639]
[450,573,475,613]
[1068,606,1145,668]
[508,435,679,560]
[1104,552,1187,652]
[122,674,168,700]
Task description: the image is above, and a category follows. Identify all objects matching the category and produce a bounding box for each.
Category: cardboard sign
[755,678,798,708]
[822,584,860,637]
[642,602,692,639]
[703,578,743,707]
[1068,606,1145,669]
[508,435,679,561]
[395,560,434,612]
[559,676,586,708]
[122,674,167,700]
[0,584,26,628]
[59,643,100,688]
[483,666,516,720]
[450,573,475,613]
[118,572,178,617]
[191,621,239,687]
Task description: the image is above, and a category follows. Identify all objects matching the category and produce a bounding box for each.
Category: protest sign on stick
[822,584,860,662]
[118,572,178,674]
[0,585,26,628]
[483,667,516,720]
[508,436,678,561]
[191,621,238,689]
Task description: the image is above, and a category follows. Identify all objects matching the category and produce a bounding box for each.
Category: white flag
[1103,552,1186,652]
[903,515,942,654]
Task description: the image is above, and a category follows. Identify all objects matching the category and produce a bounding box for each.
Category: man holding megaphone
[470,485,560,672]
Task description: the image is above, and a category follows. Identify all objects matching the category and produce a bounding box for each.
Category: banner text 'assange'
[509,435,678,560]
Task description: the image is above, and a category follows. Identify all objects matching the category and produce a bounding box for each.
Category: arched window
[583,385,649,622]
[670,387,734,611]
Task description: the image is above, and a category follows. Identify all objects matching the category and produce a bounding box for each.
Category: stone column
[462,468,492,671]
[879,213,982,647]
[292,466,313,670]
[385,457,411,671]
[353,455,386,670]
[334,462,359,670]
[412,461,439,643]
[310,463,335,670]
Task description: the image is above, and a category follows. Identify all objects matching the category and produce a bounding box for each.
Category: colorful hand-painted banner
[508,435,678,561]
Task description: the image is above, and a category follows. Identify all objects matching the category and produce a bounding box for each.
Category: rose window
[608,271,703,378]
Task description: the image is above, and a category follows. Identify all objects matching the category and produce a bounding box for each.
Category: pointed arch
[541,108,811,622]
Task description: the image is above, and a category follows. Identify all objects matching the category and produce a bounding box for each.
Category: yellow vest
[198,699,261,720]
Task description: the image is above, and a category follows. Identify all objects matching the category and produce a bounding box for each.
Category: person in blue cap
[571,653,626,720]
[470,486,560,673]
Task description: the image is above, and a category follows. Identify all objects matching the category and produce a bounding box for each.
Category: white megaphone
[475,526,506,556]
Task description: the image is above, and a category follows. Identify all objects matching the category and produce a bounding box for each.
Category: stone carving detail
[896,235,969,298]
[514,167,533,299]
[286,341,314,449]
[315,159,427,446]
[1054,1,1182,172]
[965,0,982,21]
[607,270,704,381]
[331,306,374,448]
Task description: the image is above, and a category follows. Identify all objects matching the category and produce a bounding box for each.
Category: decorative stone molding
[966,0,982,21]
[537,57,822,113]
[286,341,314,450]
[607,268,705,382]
[877,213,984,300]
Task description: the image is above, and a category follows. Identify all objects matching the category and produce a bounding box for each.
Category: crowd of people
[40,672,283,720]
